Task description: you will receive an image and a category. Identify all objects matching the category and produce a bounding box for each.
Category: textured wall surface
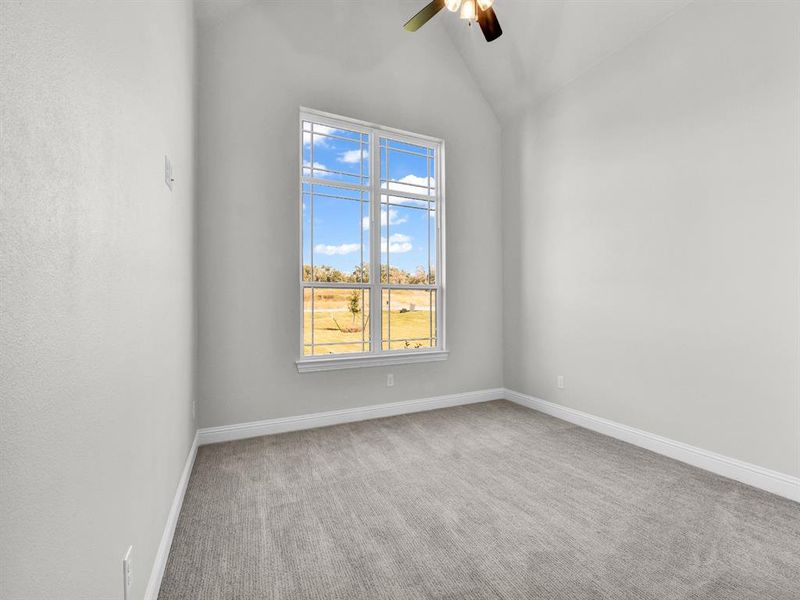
[195,2,503,428]
[0,2,196,598]
[502,0,800,478]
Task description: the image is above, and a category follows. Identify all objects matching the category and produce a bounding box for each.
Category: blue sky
[302,124,436,277]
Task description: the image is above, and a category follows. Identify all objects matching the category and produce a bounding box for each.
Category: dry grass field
[303,288,437,355]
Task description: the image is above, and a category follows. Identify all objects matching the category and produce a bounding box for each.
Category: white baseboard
[146,386,796,600]
[504,388,800,504]
[197,388,506,446]
[144,431,199,600]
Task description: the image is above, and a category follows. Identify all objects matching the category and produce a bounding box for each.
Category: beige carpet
[159,400,800,599]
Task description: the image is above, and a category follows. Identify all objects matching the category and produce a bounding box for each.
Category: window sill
[296,350,449,373]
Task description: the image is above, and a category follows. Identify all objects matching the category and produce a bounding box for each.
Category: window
[298,109,446,372]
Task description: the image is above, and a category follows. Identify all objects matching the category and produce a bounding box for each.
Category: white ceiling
[195,0,693,120]
[441,0,693,120]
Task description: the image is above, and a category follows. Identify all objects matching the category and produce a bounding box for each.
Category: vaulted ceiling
[441,0,692,120]
[195,0,693,121]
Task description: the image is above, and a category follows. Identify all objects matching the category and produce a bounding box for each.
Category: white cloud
[381,233,413,254]
[303,124,340,147]
[338,149,367,164]
[396,174,430,186]
[314,124,338,136]
[382,174,435,196]
[362,208,407,230]
[303,160,330,176]
[314,243,360,256]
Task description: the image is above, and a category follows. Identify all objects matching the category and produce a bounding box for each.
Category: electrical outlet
[557,375,565,390]
[386,373,394,387]
[123,546,133,600]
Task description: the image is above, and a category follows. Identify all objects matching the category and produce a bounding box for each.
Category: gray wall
[0,2,196,598]
[196,2,503,428]
[502,0,800,478]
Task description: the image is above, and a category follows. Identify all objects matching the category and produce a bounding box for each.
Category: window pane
[428,205,437,284]
[305,187,369,283]
[379,137,435,197]
[381,289,436,350]
[304,288,370,356]
[303,123,368,185]
[380,200,432,285]
[302,188,312,281]
[303,288,313,348]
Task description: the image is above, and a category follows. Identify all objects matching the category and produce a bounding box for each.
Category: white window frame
[296,107,447,372]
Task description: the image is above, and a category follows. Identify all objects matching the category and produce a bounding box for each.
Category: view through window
[301,110,444,358]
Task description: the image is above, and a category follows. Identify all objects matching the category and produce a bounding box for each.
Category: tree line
[303,264,435,285]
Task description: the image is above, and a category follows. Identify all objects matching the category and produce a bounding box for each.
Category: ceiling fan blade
[477,6,502,42]
[404,0,446,32]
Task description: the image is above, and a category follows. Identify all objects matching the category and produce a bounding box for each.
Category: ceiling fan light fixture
[403,0,501,41]
[460,0,477,21]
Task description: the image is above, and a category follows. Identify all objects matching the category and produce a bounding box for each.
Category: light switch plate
[123,546,133,600]
[165,155,173,191]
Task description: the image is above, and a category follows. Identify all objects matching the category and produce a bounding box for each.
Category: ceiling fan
[404,0,502,43]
